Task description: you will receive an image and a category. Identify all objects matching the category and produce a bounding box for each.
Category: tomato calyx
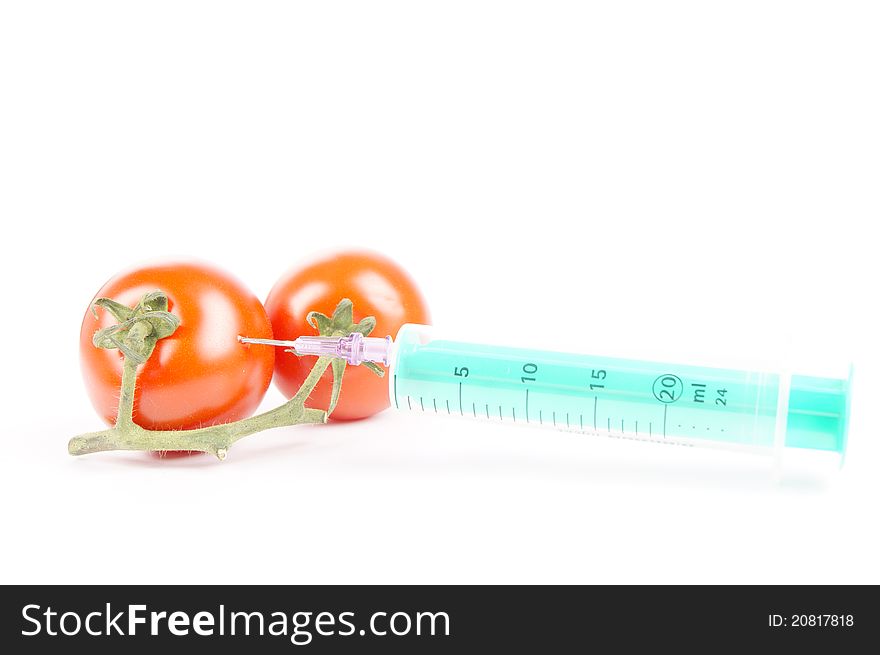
[91,291,180,365]
[302,298,385,415]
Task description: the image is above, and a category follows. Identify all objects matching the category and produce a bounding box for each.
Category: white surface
[1,1,877,584]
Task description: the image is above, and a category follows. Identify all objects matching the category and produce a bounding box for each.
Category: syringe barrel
[387,324,851,457]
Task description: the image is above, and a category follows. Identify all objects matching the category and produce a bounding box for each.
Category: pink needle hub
[238,333,393,366]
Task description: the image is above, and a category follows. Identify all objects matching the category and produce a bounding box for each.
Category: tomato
[265,250,430,420]
[80,260,275,431]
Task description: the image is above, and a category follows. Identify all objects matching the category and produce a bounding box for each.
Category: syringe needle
[238,336,298,347]
[238,333,393,366]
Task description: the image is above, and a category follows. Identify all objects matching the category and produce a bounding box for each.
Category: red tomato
[80,261,275,431]
[265,250,430,420]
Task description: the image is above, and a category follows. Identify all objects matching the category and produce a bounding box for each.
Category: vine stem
[115,358,138,431]
[68,356,333,460]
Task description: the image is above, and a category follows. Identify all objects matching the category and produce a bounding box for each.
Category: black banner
[1,585,874,652]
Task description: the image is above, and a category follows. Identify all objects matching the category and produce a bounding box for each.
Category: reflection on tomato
[80,261,275,431]
[265,250,430,420]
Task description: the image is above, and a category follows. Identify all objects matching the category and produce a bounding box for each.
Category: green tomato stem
[115,358,138,431]
[68,357,332,459]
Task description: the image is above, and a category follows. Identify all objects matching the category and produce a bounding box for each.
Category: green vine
[68,294,381,460]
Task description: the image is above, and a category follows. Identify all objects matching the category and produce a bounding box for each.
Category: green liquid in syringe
[390,328,849,455]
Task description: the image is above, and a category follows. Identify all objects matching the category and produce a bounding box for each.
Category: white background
[1,2,877,584]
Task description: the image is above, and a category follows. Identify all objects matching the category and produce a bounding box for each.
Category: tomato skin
[80,261,275,431]
[265,250,430,420]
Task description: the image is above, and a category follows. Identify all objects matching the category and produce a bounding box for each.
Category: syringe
[240,325,851,460]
